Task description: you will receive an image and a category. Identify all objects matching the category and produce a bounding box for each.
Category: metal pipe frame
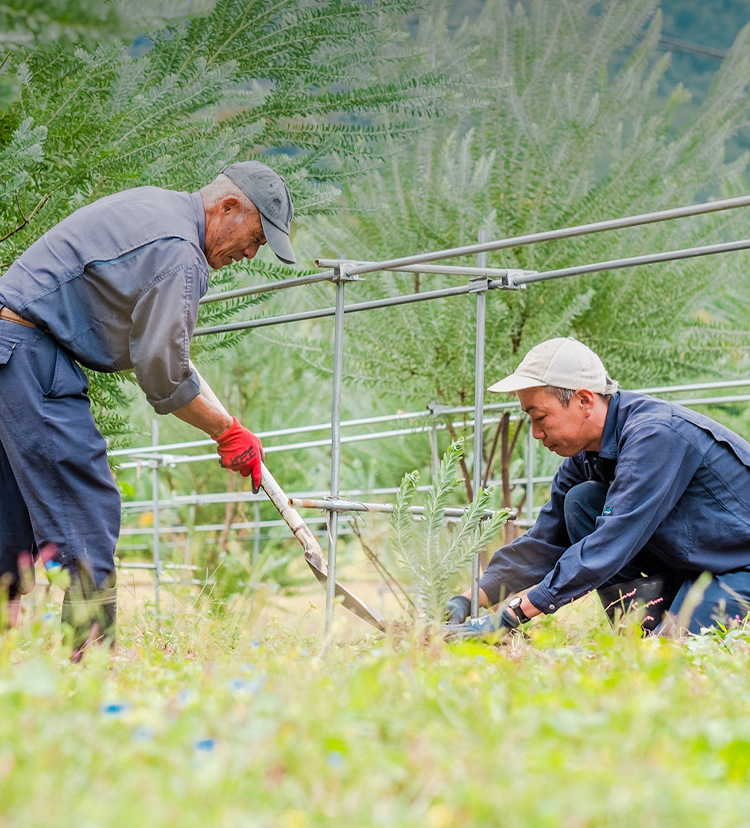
[115,388,750,473]
[309,193,750,277]
[290,497,510,520]
[192,193,750,318]
[127,193,750,626]
[194,236,750,338]
[151,419,161,614]
[325,266,349,634]
[503,237,750,287]
[110,380,750,461]
[471,232,487,617]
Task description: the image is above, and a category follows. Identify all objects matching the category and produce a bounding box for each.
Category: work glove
[213,417,264,494]
[444,594,472,624]
[443,607,519,641]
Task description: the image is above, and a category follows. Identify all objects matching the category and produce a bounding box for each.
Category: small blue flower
[327,751,345,770]
[250,640,262,649]
[194,738,216,753]
[41,611,56,622]
[100,702,129,717]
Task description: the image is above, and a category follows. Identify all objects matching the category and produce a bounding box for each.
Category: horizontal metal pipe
[291,497,515,520]
[197,238,750,337]
[191,197,750,310]
[508,237,750,285]
[636,378,750,395]
[199,271,333,304]
[111,379,750,460]
[315,258,519,278]
[116,389,750,470]
[312,193,750,276]
[111,401,523,459]
[194,282,475,336]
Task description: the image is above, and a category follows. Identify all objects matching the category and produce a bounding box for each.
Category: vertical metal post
[185,489,196,572]
[326,265,347,634]
[253,500,261,567]
[429,424,440,481]
[471,230,487,617]
[525,419,535,524]
[151,418,161,614]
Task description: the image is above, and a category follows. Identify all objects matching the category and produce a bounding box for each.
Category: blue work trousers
[566,481,750,633]
[0,320,119,596]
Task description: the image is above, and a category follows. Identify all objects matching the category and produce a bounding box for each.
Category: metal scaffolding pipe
[326,274,347,634]
[507,237,750,286]
[199,271,333,304]
[315,258,521,279]
[110,379,750,461]
[471,231,487,617]
[291,497,513,520]
[195,236,750,339]
[310,193,750,276]
[195,281,477,336]
[114,390,750,472]
[194,195,750,313]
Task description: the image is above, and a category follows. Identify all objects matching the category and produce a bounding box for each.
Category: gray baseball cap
[221,161,296,264]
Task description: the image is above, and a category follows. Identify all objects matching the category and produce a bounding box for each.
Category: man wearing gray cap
[0,160,294,657]
[446,337,750,638]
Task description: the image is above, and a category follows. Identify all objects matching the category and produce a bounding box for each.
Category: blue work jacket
[0,187,208,414]
[479,391,750,613]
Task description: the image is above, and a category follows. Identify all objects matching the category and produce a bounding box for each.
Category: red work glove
[213,417,264,493]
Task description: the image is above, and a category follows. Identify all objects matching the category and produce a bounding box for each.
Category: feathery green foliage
[0,0,214,48]
[303,0,750,398]
[0,0,457,440]
[298,0,750,502]
[391,438,509,622]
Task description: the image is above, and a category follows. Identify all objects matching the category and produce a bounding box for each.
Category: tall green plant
[391,439,509,623]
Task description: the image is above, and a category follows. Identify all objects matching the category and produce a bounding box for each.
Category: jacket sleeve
[129,247,204,414]
[527,420,703,614]
[478,454,588,605]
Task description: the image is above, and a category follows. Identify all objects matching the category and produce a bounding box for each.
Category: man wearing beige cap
[446,337,750,637]
[0,160,294,657]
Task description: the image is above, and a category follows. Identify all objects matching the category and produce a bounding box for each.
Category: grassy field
[2,583,750,828]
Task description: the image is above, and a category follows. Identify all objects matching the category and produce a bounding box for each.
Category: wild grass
[2,588,750,828]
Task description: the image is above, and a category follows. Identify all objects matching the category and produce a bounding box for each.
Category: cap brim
[260,214,296,264]
[487,374,547,393]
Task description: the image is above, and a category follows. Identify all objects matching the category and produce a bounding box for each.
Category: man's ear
[575,388,596,411]
[220,195,242,215]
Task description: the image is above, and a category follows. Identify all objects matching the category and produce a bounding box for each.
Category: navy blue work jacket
[0,187,208,414]
[479,391,750,614]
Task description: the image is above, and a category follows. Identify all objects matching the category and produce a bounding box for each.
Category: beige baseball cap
[488,337,618,395]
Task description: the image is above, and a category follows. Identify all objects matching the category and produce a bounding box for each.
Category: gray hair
[200,173,259,219]
[544,372,618,407]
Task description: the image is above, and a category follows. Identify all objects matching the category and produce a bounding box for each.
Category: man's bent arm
[171,393,232,438]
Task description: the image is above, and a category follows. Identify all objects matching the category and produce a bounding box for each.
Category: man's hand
[213,417,264,493]
[443,607,519,641]
[444,594,472,624]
